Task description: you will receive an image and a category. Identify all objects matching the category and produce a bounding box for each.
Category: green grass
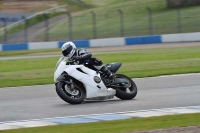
[57,0,93,12]
[1,113,200,133]
[0,46,200,88]
[45,0,200,41]
[82,0,129,7]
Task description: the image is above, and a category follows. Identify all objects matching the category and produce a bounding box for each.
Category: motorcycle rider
[61,41,115,82]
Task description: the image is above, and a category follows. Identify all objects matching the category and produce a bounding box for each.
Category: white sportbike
[54,57,137,104]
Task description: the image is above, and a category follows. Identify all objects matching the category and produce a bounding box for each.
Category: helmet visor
[62,45,73,56]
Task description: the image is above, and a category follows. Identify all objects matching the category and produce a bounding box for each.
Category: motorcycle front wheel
[56,81,85,104]
[114,74,137,100]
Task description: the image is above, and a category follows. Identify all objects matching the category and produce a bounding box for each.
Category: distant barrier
[0,32,200,51]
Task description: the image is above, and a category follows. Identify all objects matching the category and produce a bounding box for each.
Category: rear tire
[56,81,85,104]
[115,74,137,100]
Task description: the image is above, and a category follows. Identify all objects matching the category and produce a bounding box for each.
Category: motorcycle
[54,57,137,104]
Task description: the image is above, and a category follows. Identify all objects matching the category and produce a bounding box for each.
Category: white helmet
[61,41,76,59]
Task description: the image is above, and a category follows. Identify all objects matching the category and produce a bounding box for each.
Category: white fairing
[54,57,116,99]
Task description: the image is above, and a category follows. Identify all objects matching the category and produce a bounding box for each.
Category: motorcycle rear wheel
[114,74,137,100]
[56,81,85,104]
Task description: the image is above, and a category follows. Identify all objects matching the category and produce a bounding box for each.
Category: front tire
[56,81,85,104]
[115,74,137,100]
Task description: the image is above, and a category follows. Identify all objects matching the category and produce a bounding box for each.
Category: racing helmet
[61,41,76,59]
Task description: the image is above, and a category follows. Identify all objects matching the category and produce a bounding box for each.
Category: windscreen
[55,57,68,71]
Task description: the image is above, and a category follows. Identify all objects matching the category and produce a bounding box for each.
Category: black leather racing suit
[72,48,104,70]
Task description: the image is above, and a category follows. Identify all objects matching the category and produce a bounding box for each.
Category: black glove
[71,56,82,61]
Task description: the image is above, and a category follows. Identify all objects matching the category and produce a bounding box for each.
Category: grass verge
[1,113,200,133]
[0,46,200,88]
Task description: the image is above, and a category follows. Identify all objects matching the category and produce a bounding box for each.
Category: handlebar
[66,60,79,65]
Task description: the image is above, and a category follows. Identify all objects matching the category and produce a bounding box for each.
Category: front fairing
[54,57,97,82]
[54,57,68,82]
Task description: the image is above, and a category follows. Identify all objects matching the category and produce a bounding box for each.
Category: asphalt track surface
[0,73,200,122]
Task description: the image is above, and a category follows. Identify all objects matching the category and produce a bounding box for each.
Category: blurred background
[0,0,200,44]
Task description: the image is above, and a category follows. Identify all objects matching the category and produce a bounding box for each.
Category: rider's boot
[101,66,115,82]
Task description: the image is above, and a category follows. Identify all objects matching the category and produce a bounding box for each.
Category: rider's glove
[71,56,82,61]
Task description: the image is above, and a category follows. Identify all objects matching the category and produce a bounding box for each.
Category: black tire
[115,74,137,100]
[56,81,85,104]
